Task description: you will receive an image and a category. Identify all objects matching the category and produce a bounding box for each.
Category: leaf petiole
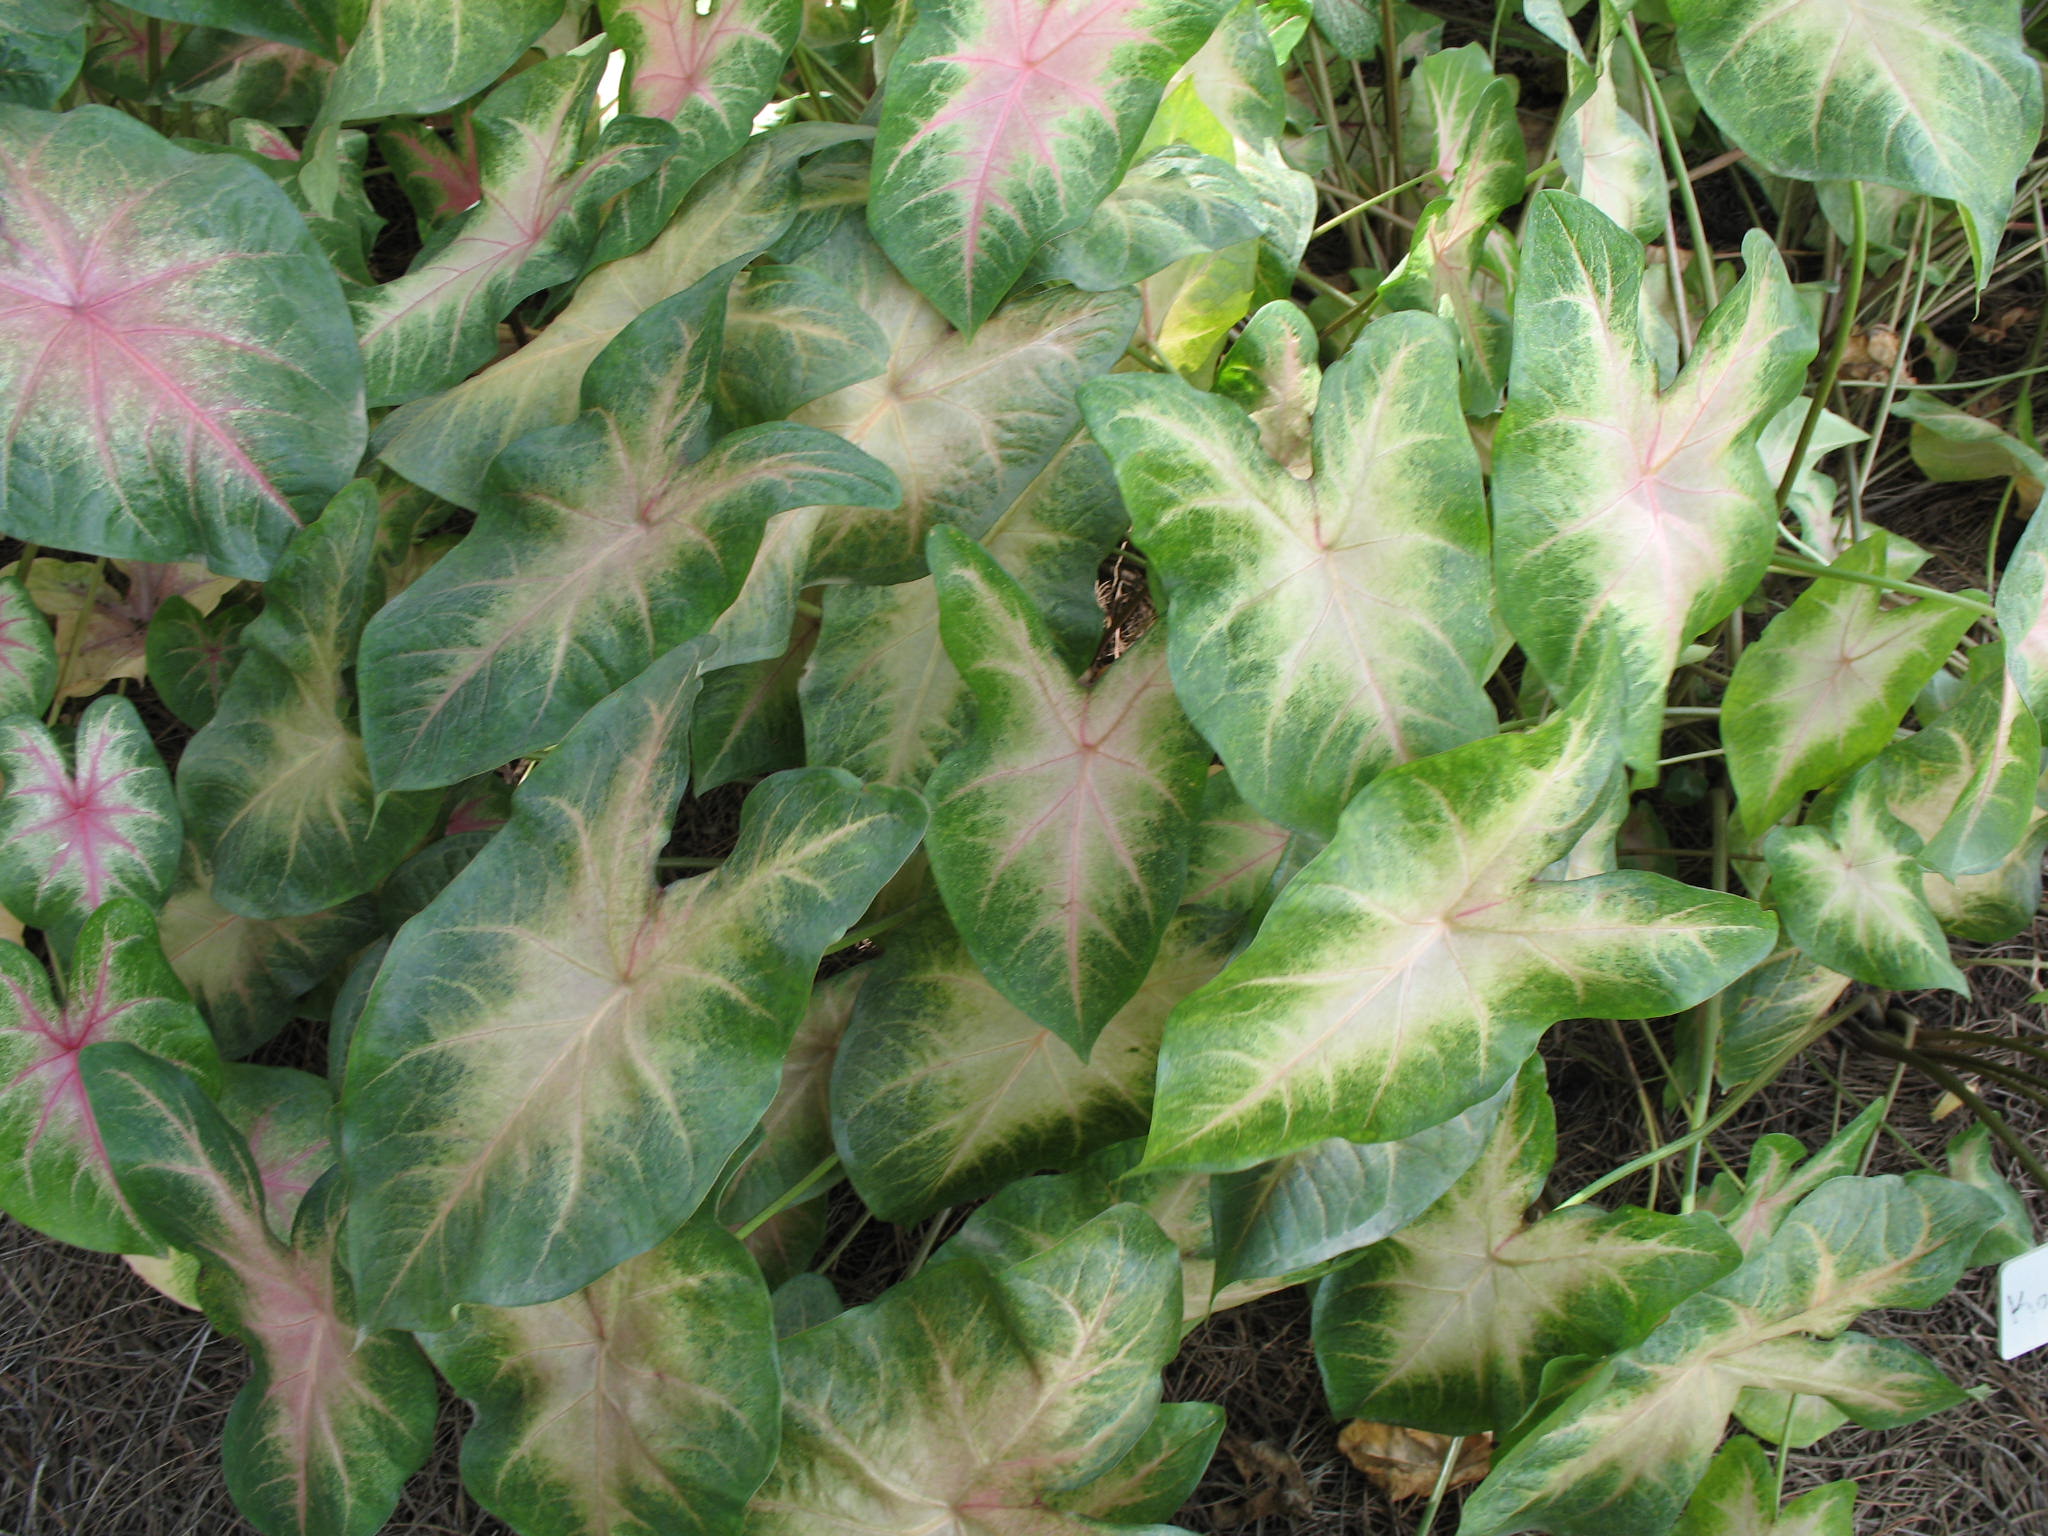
[1766,557,1995,618]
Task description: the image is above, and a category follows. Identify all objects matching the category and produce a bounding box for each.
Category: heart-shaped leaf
[1701,1103,1886,1257]
[690,608,818,793]
[350,41,677,405]
[1314,1058,1740,1435]
[344,644,926,1328]
[314,0,560,125]
[82,1043,437,1536]
[0,0,86,108]
[1725,532,1980,836]
[178,481,443,918]
[1142,687,1778,1172]
[1670,0,2042,286]
[1492,194,1814,772]
[0,696,179,947]
[0,105,365,578]
[924,527,1209,1050]
[1083,306,1496,838]
[868,0,1232,331]
[0,572,56,718]
[0,899,221,1251]
[1054,1399,1223,1525]
[1460,1173,1993,1536]
[360,271,899,793]
[164,30,337,126]
[145,593,252,729]
[421,1219,781,1536]
[1030,144,1267,291]
[1673,1436,1856,1536]
[746,1205,1185,1534]
[1713,945,1849,1088]
[217,1061,334,1240]
[715,263,892,428]
[379,111,482,229]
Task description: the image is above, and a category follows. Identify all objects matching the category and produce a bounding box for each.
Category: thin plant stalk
[1777,181,1868,519]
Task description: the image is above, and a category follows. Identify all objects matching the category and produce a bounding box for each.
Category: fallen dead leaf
[1212,1436,1312,1527]
[1338,1420,1493,1501]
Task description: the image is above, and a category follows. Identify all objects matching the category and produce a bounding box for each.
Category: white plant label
[1999,1241,2048,1359]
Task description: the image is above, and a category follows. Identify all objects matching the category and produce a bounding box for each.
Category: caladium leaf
[799,431,1122,791]
[361,272,899,793]
[350,41,677,405]
[121,0,339,55]
[0,899,221,1252]
[1141,688,1778,1173]
[1714,944,1849,1088]
[28,555,235,705]
[1725,532,1980,836]
[1995,499,2048,720]
[0,0,86,108]
[832,909,1237,1224]
[1763,788,1968,994]
[1030,144,1266,291]
[786,222,1138,584]
[1672,1436,1855,1536]
[0,105,365,579]
[1176,768,1290,918]
[1947,1120,2037,1268]
[746,1205,1185,1535]
[867,0,1231,332]
[164,30,336,125]
[1313,1058,1740,1435]
[1701,1103,1887,1258]
[1670,0,2042,287]
[1492,194,1814,773]
[586,0,805,269]
[344,645,926,1329]
[218,1062,334,1239]
[924,528,1209,1050]
[1459,1174,1994,1536]
[1209,1075,1511,1296]
[379,111,482,229]
[716,263,891,428]
[0,697,180,947]
[156,844,380,1057]
[1053,1400,1223,1525]
[691,610,819,793]
[315,0,560,125]
[1083,308,1496,839]
[145,593,252,729]
[373,124,849,509]
[420,1220,781,1536]
[1557,59,1663,242]
[178,481,443,919]
[0,572,56,718]
[82,1043,437,1536]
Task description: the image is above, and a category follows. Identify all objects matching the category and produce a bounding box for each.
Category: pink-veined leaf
[0,0,85,110]
[122,0,342,57]
[218,1062,335,1240]
[378,111,483,228]
[145,593,253,729]
[585,0,804,268]
[0,571,56,718]
[923,527,1210,1052]
[81,1043,437,1536]
[358,269,900,793]
[0,899,221,1252]
[23,555,235,704]
[0,696,181,946]
[349,40,677,405]
[0,105,366,579]
[165,29,337,126]
[868,0,1233,331]
[343,643,927,1329]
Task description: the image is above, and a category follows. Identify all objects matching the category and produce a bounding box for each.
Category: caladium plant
[1,2,2044,1534]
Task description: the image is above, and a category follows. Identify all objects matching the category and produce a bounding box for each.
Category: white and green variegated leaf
[586,0,804,268]
[715,966,861,1234]
[716,263,891,427]
[1670,0,2042,286]
[420,1220,781,1536]
[82,1044,438,1536]
[218,1062,334,1240]
[178,482,441,919]
[0,573,56,718]
[0,105,365,580]
[359,273,900,793]
[156,844,380,1057]
[1947,1120,2037,1268]
[1460,1174,1994,1536]
[1176,768,1291,918]
[0,0,86,108]
[1084,309,1495,839]
[164,30,336,125]
[1672,1437,1856,1536]
[1763,787,1967,994]
[1314,1058,1739,1435]
[1052,1400,1223,1525]
[799,431,1122,791]
[0,900,221,1252]
[1714,945,1849,1088]
[344,646,926,1329]
[1142,688,1778,1172]
[1996,499,2048,720]
[924,529,1209,1050]
[1209,300,1317,474]
[1725,532,1981,836]
[1209,1074,1511,1295]
[745,1206,1185,1535]
[1030,144,1266,290]
[867,0,1232,331]
[378,111,482,230]
[1894,394,2048,493]
[1558,56,1663,241]
[0,697,179,946]
[1493,194,1815,773]
[784,222,1139,586]
[374,126,847,507]
[350,41,676,405]
[831,909,1237,1224]
[1701,1104,1887,1258]
[690,609,818,793]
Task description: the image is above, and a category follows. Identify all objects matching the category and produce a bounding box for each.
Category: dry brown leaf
[1337,1420,1493,1501]
[1212,1436,1312,1527]
[1839,324,1904,381]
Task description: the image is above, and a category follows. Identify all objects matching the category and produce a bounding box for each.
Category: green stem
[823,897,931,956]
[1766,557,1996,619]
[1681,790,1731,1212]
[1311,171,1431,239]
[1415,1435,1465,1536]
[1380,0,1404,193]
[1853,1034,2048,1194]
[1621,17,1719,310]
[656,855,724,870]
[1316,282,1385,338]
[1655,746,1724,767]
[1858,1011,1914,1177]
[733,1154,842,1241]
[1986,482,2016,596]
[1777,181,1867,514]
